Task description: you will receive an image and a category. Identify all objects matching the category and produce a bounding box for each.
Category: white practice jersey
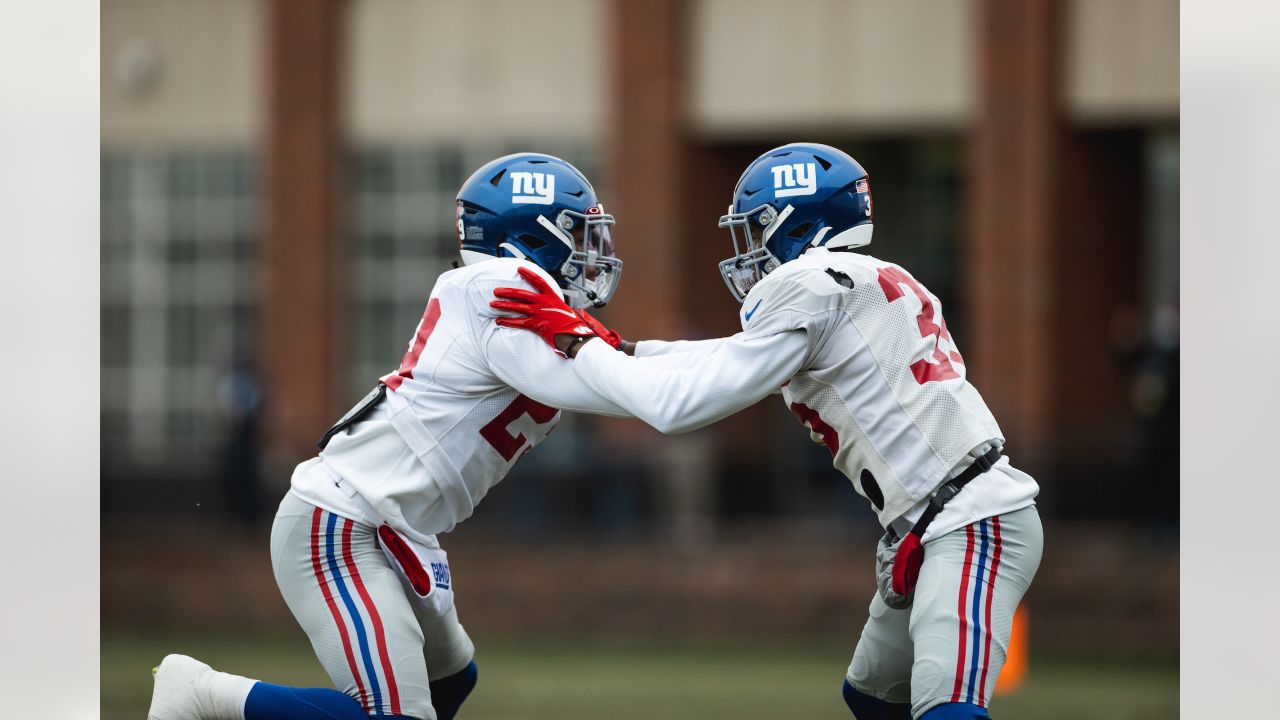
[290,258,630,545]
[571,247,1038,539]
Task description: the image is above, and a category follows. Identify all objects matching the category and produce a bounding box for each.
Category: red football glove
[490,267,597,356]
[574,308,623,349]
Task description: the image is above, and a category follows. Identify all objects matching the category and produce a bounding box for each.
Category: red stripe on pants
[950,524,977,702]
[310,508,369,709]
[340,519,402,715]
[976,516,1003,705]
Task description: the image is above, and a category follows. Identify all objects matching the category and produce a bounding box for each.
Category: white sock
[198,668,257,720]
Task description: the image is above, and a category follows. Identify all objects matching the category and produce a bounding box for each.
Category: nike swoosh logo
[542,307,578,318]
[743,299,763,322]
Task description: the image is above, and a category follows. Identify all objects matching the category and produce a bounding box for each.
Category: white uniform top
[290,258,630,545]
[570,247,1039,541]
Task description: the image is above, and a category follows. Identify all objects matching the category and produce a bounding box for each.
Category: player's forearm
[632,338,723,358]
[489,331,632,416]
[570,333,806,433]
[571,341,718,432]
[563,337,710,359]
[504,371,632,418]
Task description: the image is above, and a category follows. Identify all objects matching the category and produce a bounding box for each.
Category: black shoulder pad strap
[317,384,388,451]
[825,268,855,289]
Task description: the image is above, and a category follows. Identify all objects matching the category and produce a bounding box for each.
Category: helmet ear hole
[518,234,547,250]
[787,221,814,239]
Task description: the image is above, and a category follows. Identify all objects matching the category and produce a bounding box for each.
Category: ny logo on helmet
[772,163,817,198]
[510,171,555,205]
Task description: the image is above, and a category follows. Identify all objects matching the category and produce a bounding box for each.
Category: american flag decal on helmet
[856,178,870,194]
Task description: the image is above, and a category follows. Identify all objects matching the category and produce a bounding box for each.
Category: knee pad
[842,680,911,720]
[429,661,478,720]
[919,701,991,720]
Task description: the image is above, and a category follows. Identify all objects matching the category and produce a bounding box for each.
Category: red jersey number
[480,395,559,461]
[790,402,840,457]
[876,267,965,384]
[383,299,442,391]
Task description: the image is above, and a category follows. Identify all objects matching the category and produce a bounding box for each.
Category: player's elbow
[641,386,712,434]
[656,421,688,435]
[646,412,706,435]
[641,416,675,434]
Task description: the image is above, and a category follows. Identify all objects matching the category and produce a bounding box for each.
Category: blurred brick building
[101,0,1178,534]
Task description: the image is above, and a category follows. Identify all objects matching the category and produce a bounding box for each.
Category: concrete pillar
[260,0,345,460]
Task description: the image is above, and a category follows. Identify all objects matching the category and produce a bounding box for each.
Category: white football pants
[270,492,475,720]
[847,506,1043,719]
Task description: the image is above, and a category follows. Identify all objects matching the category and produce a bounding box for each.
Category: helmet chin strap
[498,242,527,260]
[809,226,832,247]
[563,275,604,308]
[536,214,575,250]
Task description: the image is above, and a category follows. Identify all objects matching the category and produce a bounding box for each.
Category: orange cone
[994,605,1028,695]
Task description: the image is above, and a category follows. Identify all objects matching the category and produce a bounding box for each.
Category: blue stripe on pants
[966,519,990,704]
[324,513,384,714]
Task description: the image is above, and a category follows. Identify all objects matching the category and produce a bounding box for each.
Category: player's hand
[875,531,916,609]
[574,308,624,350]
[491,267,597,358]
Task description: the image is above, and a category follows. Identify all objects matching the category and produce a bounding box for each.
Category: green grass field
[104,631,1176,719]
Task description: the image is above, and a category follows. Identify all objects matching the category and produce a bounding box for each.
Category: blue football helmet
[718,143,873,301]
[456,153,621,308]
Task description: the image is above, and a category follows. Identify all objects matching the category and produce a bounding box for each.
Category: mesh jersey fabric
[572,329,810,434]
[293,258,629,543]
[761,249,1025,526]
[570,247,1037,530]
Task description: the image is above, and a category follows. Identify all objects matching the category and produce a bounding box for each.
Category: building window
[101,150,258,479]
[102,142,601,482]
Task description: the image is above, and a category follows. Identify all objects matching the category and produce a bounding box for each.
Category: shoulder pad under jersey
[739,259,845,334]
[465,257,565,319]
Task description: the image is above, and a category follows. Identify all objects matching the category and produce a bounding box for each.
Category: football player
[148,153,634,720]
[489,143,1043,720]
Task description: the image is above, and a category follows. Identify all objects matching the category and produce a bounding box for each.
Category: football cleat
[147,654,215,720]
